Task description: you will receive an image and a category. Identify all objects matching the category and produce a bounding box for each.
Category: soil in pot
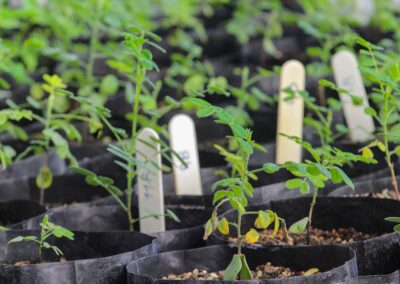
[127,244,357,283]
[162,262,315,281]
[0,229,155,284]
[210,197,400,275]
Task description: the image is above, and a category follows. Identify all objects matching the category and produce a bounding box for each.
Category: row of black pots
[0,230,156,284]
[3,196,400,283]
[0,148,396,232]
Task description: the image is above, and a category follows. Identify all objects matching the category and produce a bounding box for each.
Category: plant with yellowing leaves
[185,97,290,281]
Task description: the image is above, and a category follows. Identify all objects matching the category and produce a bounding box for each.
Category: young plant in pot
[268,87,376,243]
[16,74,102,205]
[71,27,181,231]
[8,215,74,264]
[139,97,364,281]
[351,38,400,200]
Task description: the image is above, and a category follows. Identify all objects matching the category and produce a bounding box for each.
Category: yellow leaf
[377,142,385,152]
[272,214,280,237]
[245,229,259,244]
[218,218,229,235]
[394,145,400,156]
[362,147,374,158]
[304,268,319,276]
[203,220,214,240]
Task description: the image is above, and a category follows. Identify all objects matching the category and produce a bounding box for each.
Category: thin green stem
[126,65,145,231]
[307,187,318,245]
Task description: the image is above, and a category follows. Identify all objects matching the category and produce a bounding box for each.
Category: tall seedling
[72,27,180,231]
[186,97,288,280]
[21,75,100,205]
[355,38,400,200]
[277,87,376,242]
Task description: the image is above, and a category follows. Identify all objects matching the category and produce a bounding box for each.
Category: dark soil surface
[162,263,317,280]
[229,227,379,246]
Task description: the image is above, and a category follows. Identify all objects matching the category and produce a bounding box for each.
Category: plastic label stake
[275,60,305,164]
[136,128,165,234]
[332,50,375,142]
[169,114,202,195]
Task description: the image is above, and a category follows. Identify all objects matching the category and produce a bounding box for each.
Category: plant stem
[126,66,145,231]
[369,48,399,200]
[307,187,318,245]
[237,212,242,255]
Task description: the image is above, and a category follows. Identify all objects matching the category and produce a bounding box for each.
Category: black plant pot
[126,244,357,283]
[0,174,124,204]
[0,200,45,227]
[0,229,155,284]
[13,198,212,233]
[209,197,400,275]
[345,270,399,284]
[328,175,400,198]
[0,142,111,182]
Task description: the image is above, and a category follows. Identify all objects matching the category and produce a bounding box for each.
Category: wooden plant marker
[169,114,202,195]
[332,50,375,142]
[275,60,305,164]
[136,128,165,234]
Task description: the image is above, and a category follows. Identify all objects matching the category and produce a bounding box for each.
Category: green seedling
[271,87,376,242]
[185,96,290,280]
[72,27,181,231]
[20,74,102,205]
[8,215,74,264]
[354,38,400,200]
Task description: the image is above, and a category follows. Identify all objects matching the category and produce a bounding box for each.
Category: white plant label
[169,114,202,195]
[275,60,305,164]
[332,50,375,142]
[136,128,165,234]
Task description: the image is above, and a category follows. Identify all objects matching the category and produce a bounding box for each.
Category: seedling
[274,87,376,242]
[72,27,181,231]
[186,97,289,280]
[8,215,74,264]
[354,38,400,200]
[21,74,100,205]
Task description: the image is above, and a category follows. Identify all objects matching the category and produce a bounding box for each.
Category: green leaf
[285,178,303,190]
[100,75,119,95]
[8,236,24,244]
[309,175,325,188]
[165,209,180,223]
[230,124,247,139]
[239,255,253,280]
[394,224,400,232]
[289,217,309,234]
[238,139,253,155]
[364,106,377,117]
[53,226,74,240]
[385,217,400,223]
[263,163,280,174]
[334,167,354,189]
[196,107,215,118]
[223,254,242,281]
[299,182,310,194]
[36,166,53,190]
